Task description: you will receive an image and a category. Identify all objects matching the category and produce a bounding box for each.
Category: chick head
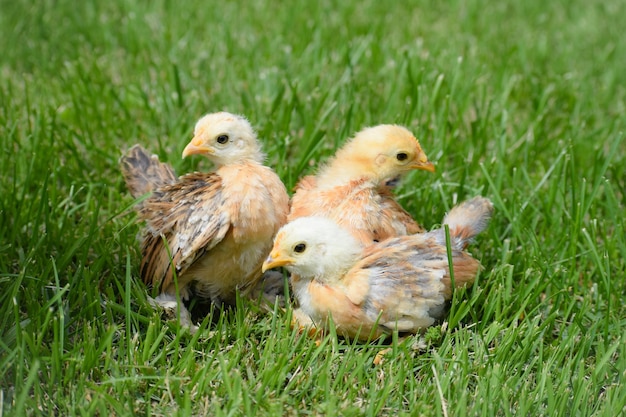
[325,124,435,185]
[182,112,264,165]
[262,216,363,281]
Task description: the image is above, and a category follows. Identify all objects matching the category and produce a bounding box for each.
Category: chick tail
[120,145,177,198]
[441,196,494,250]
[424,196,493,249]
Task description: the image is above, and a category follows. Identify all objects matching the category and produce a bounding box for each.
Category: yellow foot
[373,347,392,365]
[291,308,325,342]
[373,336,409,365]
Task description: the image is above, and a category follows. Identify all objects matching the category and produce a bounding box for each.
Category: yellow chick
[263,197,493,340]
[121,112,289,328]
[289,124,435,245]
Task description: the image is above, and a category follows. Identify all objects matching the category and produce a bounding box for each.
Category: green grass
[1,0,625,415]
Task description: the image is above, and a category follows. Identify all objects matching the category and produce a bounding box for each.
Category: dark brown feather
[138,172,230,291]
[120,145,177,198]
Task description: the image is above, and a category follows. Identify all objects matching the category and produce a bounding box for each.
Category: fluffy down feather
[121,112,289,321]
[263,197,493,340]
[288,124,435,245]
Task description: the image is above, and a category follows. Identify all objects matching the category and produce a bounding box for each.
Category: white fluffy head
[263,216,363,281]
[182,112,265,165]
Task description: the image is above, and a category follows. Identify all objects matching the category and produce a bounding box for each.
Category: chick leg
[147,293,199,333]
[373,335,409,365]
[290,308,325,344]
[249,270,288,308]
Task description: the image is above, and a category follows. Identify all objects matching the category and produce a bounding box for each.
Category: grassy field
[1,0,625,415]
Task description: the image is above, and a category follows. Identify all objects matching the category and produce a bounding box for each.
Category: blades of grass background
[124,249,133,358]
[1,0,626,414]
[12,359,39,416]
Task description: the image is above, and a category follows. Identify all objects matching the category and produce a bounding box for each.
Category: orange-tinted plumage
[121,113,289,326]
[263,197,493,340]
[289,124,435,245]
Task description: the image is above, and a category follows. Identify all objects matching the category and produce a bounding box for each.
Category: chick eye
[216,134,229,144]
[293,243,306,253]
[396,152,408,161]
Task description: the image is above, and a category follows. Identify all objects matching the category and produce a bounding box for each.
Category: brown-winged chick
[288,124,435,246]
[263,196,493,340]
[121,112,289,328]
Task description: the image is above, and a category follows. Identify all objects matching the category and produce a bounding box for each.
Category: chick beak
[262,251,295,273]
[182,136,214,158]
[409,152,436,172]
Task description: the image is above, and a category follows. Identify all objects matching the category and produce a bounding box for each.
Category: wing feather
[120,145,177,198]
[138,172,231,290]
[348,235,480,334]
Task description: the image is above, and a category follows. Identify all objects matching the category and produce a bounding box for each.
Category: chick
[263,197,493,341]
[121,112,289,327]
[289,124,435,245]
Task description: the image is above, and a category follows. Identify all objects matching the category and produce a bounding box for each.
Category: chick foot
[147,293,199,333]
